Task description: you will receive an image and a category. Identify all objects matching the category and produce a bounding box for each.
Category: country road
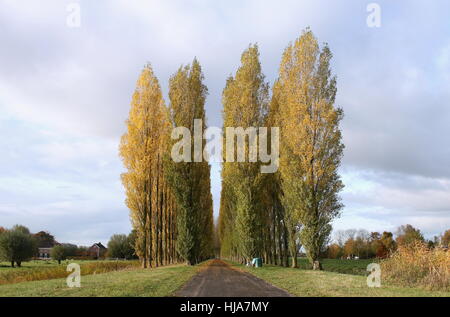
[175,259,292,297]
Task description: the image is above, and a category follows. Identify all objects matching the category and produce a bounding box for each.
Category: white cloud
[338,168,450,237]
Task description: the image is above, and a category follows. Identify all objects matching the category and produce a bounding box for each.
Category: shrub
[0,226,36,267]
[50,245,67,264]
[381,241,449,291]
[107,234,134,259]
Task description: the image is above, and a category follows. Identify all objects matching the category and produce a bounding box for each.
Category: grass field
[233,262,450,297]
[0,260,140,285]
[0,260,94,270]
[296,258,376,275]
[0,263,198,297]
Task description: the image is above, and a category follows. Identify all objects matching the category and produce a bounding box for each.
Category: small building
[37,241,59,259]
[38,247,52,259]
[88,242,107,259]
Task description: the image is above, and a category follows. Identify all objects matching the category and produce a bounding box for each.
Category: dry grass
[0,264,198,297]
[0,260,140,285]
[233,261,449,297]
[381,242,449,291]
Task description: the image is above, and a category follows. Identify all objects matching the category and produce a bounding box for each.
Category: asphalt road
[175,259,292,297]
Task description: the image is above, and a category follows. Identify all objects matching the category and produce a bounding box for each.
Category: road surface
[175,259,292,297]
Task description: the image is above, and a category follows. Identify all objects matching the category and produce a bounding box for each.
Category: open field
[296,258,377,276]
[0,260,94,270]
[232,262,450,297]
[0,263,198,297]
[0,260,140,285]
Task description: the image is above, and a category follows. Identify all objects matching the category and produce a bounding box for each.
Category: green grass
[232,262,450,297]
[0,264,198,297]
[0,260,140,285]
[295,258,377,276]
[0,260,74,269]
[0,259,106,272]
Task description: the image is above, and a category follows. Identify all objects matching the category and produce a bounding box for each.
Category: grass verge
[230,262,450,297]
[296,258,376,275]
[0,263,199,297]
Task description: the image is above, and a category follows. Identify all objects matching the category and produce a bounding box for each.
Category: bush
[51,244,82,264]
[107,234,134,259]
[50,245,67,264]
[0,226,36,267]
[381,241,449,291]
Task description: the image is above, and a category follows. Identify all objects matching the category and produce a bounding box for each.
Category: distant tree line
[326,225,450,259]
[0,225,139,267]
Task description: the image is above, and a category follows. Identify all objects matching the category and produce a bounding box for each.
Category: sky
[0,0,449,245]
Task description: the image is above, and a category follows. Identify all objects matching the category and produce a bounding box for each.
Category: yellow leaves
[121,64,169,169]
[220,44,270,260]
[271,29,344,263]
[219,28,344,264]
[167,59,215,263]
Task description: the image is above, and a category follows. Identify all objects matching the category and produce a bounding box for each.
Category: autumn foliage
[219,29,344,270]
[122,29,345,270]
[381,241,449,291]
[120,63,214,267]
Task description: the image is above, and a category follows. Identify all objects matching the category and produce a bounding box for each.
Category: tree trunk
[11,261,14,268]
[277,219,283,266]
[16,261,21,267]
[312,260,322,270]
[291,254,298,268]
[288,225,298,268]
[154,163,159,268]
[283,225,289,267]
[147,178,153,268]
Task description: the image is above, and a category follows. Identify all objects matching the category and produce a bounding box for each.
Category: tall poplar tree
[120,64,179,268]
[273,29,344,269]
[120,64,168,268]
[167,58,214,265]
[220,45,269,262]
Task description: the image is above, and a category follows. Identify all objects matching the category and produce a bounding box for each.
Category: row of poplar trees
[218,29,344,269]
[120,59,215,267]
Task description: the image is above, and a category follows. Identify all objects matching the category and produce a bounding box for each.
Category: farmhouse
[88,242,107,259]
[37,241,59,259]
[38,247,52,259]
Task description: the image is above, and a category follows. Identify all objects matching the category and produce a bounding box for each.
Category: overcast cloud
[0,0,449,245]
